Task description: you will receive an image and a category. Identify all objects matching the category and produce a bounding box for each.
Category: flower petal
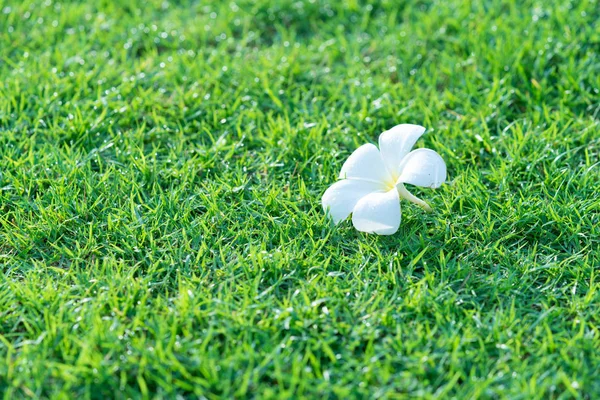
[322,179,384,225]
[378,124,426,177]
[397,148,446,188]
[339,143,392,184]
[352,189,401,235]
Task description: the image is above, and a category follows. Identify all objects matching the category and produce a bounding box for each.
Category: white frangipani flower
[322,124,446,235]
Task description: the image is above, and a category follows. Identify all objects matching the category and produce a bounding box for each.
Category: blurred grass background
[1,0,599,398]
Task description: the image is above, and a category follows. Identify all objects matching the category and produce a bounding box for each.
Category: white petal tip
[385,123,426,134]
[351,189,401,236]
[355,226,399,235]
[322,179,383,226]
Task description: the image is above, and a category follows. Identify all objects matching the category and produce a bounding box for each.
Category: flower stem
[396,183,432,212]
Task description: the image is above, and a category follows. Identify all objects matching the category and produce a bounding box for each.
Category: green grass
[1,0,599,398]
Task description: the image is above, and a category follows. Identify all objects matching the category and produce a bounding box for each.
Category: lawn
[1,0,599,398]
